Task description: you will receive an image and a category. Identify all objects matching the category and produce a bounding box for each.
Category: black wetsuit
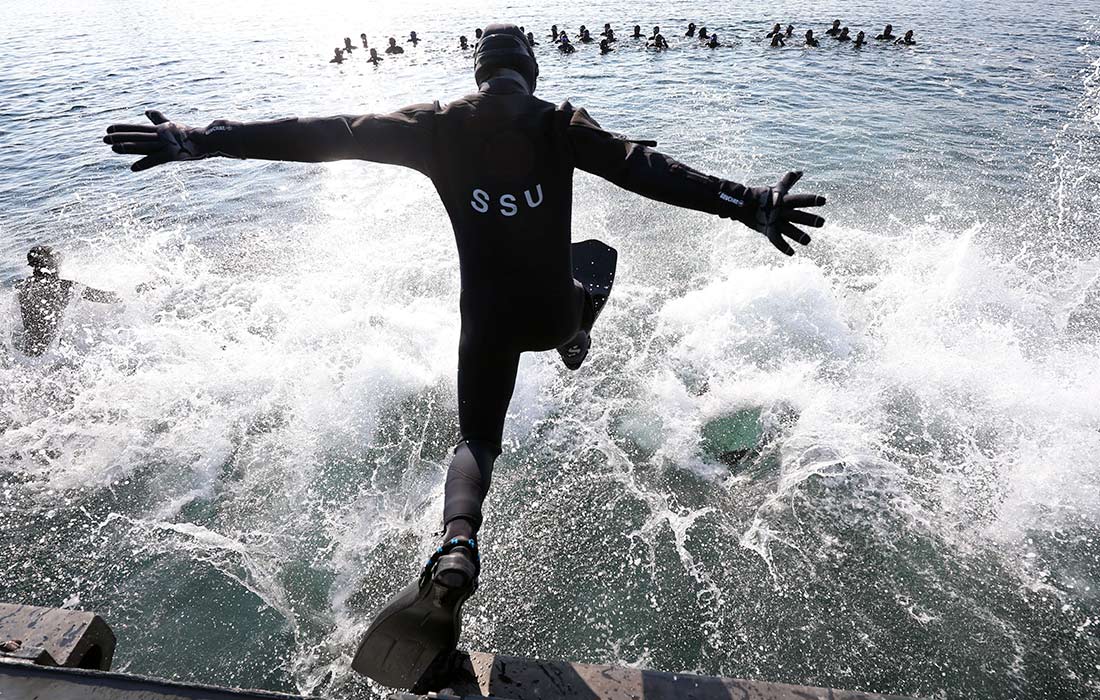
[186,79,758,533]
[15,276,119,356]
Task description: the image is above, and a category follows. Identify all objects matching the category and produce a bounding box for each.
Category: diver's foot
[557,330,591,371]
[432,538,480,591]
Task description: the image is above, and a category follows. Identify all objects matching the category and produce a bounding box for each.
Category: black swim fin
[351,538,479,689]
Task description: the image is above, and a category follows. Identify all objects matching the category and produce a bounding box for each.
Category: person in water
[649,32,669,49]
[579,28,594,44]
[558,33,576,53]
[549,24,559,41]
[360,33,369,48]
[707,33,720,48]
[785,24,795,38]
[599,38,613,54]
[766,23,782,38]
[632,25,644,39]
[770,33,785,47]
[343,37,356,53]
[895,30,916,45]
[526,32,538,47]
[601,23,612,37]
[685,22,696,37]
[330,48,345,64]
[853,31,866,48]
[385,37,404,54]
[367,48,383,65]
[408,31,420,46]
[836,27,851,42]
[650,25,661,40]
[14,246,121,358]
[876,24,895,40]
[474,28,483,41]
[804,29,819,47]
[459,35,469,50]
[698,27,709,41]
[826,19,842,36]
[102,23,825,687]
[604,29,616,43]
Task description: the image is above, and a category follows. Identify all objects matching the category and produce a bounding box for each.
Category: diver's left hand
[738,171,827,256]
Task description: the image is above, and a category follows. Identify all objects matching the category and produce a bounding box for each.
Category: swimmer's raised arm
[80,285,121,303]
[565,106,826,255]
[103,107,436,174]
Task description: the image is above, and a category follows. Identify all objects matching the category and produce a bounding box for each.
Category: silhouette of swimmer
[550,25,559,41]
[785,24,794,37]
[368,48,383,65]
[580,28,594,43]
[853,31,866,48]
[804,29,819,47]
[633,25,643,39]
[649,32,668,49]
[698,27,709,40]
[707,34,720,48]
[14,246,121,357]
[360,33,368,48]
[767,23,782,38]
[895,30,916,45]
[601,23,612,37]
[770,34,785,47]
[385,37,404,54]
[343,37,356,52]
[475,28,483,40]
[579,25,587,38]
[599,38,613,54]
[826,20,841,36]
[876,24,895,40]
[650,25,661,39]
[408,31,420,46]
[836,27,851,42]
[330,48,345,64]
[558,34,576,53]
[604,29,616,43]
[527,32,538,46]
[686,22,696,37]
[459,35,469,50]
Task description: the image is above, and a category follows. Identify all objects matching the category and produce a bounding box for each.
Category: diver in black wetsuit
[459,35,469,50]
[408,31,420,46]
[103,23,826,686]
[474,28,483,41]
[601,23,612,37]
[385,37,404,54]
[580,28,594,44]
[526,32,538,46]
[785,24,795,38]
[330,48,345,64]
[707,33,720,48]
[360,33,368,48]
[853,31,866,48]
[698,27,709,41]
[367,48,383,65]
[632,25,643,39]
[770,33,786,47]
[558,33,576,53]
[826,19,842,36]
[876,24,895,40]
[686,22,696,38]
[805,29,819,47]
[766,23,782,38]
[599,38,613,54]
[896,30,917,45]
[836,27,851,42]
[343,37,356,53]
[550,24,559,41]
[649,31,668,49]
[13,246,121,357]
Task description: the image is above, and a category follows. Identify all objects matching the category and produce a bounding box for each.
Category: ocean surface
[1,0,1098,698]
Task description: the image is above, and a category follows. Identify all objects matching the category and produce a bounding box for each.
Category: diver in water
[649,31,668,49]
[385,37,404,54]
[785,24,795,38]
[836,27,851,42]
[770,33,786,47]
[707,33,720,48]
[549,24,559,41]
[804,29,819,47]
[408,31,420,46]
[580,28,594,44]
[698,27,709,41]
[601,23,612,37]
[895,30,917,45]
[459,35,469,50]
[526,31,538,46]
[360,33,368,48]
[367,48,383,65]
[604,29,616,43]
[853,31,866,48]
[343,37,356,53]
[876,24,895,40]
[766,23,782,38]
[650,25,661,40]
[13,246,121,358]
[474,28,483,41]
[558,33,576,53]
[632,25,644,39]
[686,22,696,37]
[330,48,345,64]
[599,38,613,54]
[826,19,842,36]
[102,23,825,688]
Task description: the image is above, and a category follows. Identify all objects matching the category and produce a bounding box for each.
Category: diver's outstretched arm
[79,286,121,303]
[567,106,826,255]
[104,107,436,174]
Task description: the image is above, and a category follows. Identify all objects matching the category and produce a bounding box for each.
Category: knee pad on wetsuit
[443,439,500,531]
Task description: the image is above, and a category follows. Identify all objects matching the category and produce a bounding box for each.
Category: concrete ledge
[0,602,116,670]
[0,659,317,700]
[433,652,921,700]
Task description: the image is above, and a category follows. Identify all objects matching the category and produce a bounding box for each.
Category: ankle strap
[420,537,480,583]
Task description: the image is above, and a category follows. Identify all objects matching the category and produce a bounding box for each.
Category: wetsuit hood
[474,23,538,92]
[28,245,60,275]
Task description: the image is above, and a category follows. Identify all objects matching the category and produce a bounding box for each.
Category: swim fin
[558,239,617,370]
[351,538,479,689]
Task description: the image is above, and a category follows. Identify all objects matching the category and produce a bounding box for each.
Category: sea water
[0,0,1097,698]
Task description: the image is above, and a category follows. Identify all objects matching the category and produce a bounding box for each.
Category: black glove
[722,171,826,256]
[103,110,207,172]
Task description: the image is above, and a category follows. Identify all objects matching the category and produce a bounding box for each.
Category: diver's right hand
[103,110,207,172]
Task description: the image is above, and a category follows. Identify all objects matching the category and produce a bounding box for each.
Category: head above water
[884,24,893,32]
[474,23,539,92]
[832,20,841,28]
[28,245,60,275]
